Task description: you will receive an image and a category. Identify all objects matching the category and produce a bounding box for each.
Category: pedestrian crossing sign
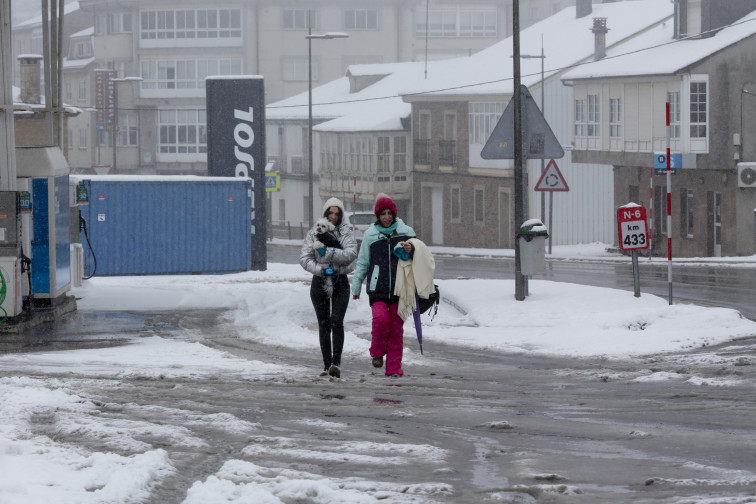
[265,172,280,192]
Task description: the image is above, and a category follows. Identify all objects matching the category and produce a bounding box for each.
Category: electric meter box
[74,176,253,276]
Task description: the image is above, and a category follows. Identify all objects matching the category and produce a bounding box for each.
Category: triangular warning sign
[534,159,569,192]
[481,85,564,160]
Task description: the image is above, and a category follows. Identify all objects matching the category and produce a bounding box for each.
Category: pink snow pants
[370,301,404,376]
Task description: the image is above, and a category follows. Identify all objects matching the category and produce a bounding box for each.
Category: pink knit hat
[374,195,397,218]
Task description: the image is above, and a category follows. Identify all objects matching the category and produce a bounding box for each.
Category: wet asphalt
[3,305,756,503]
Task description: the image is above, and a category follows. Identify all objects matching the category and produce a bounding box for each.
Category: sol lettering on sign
[206,76,267,270]
[617,204,649,251]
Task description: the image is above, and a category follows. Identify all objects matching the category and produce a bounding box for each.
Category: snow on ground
[1,243,755,503]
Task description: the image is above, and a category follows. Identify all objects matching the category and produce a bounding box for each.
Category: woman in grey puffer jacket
[299,197,358,378]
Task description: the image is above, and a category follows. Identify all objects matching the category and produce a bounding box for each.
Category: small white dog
[312,217,336,254]
[312,217,341,297]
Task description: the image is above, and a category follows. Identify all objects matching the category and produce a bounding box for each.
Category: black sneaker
[328,365,341,378]
[372,356,383,368]
[319,368,329,377]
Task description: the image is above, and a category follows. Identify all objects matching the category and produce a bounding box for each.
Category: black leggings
[310,274,350,368]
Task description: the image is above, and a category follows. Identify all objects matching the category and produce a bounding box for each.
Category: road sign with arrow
[534,159,569,192]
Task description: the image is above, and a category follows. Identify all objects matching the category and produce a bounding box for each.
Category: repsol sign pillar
[206,76,266,271]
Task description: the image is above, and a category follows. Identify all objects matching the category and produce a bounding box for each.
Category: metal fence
[269,220,308,241]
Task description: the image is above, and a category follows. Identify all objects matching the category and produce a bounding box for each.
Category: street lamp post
[520,41,547,250]
[110,76,143,173]
[306,14,348,227]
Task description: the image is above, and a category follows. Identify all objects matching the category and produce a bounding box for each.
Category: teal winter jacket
[350,218,416,304]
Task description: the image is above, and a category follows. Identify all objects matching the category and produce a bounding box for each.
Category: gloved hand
[317,246,327,257]
[393,244,410,261]
[324,265,334,276]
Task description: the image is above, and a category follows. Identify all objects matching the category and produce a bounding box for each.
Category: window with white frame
[393,136,407,172]
[117,111,139,146]
[468,101,505,145]
[140,9,241,40]
[94,15,105,35]
[377,136,390,172]
[345,9,378,30]
[158,109,207,154]
[73,41,87,58]
[65,82,72,101]
[282,56,316,81]
[451,185,461,222]
[574,99,586,137]
[689,80,707,139]
[459,11,497,37]
[141,58,241,90]
[668,91,681,138]
[609,98,622,138]
[108,12,133,33]
[78,80,86,100]
[474,186,485,224]
[284,8,316,30]
[587,94,600,137]
[416,8,497,37]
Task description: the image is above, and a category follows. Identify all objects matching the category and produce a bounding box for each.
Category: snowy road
[3,304,755,504]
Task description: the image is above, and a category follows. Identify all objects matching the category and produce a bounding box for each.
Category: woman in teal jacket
[351,195,416,376]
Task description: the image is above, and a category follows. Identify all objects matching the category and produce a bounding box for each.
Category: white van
[344,211,375,241]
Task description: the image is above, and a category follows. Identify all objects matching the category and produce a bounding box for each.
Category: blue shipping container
[77,177,253,275]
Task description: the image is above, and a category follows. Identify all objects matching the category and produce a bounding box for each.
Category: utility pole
[512,0,526,301]
[0,0,16,191]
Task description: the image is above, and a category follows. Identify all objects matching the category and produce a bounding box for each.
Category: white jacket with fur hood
[298,198,358,277]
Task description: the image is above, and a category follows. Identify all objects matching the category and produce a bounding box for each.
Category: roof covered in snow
[265,0,674,133]
[399,0,673,99]
[266,61,426,133]
[562,9,756,80]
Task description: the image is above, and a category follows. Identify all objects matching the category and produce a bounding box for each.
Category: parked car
[344,211,376,242]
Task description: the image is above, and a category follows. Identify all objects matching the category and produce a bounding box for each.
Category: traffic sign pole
[632,250,640,297]
[617,204,649,297]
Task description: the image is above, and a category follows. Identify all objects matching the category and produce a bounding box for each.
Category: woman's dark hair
[324,206,343,226]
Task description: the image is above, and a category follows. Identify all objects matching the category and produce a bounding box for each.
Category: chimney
[591,18,609,60]
[18,54,43,105]
[576,0,593,18]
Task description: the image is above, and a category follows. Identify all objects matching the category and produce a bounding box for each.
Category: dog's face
[315,217,335,234]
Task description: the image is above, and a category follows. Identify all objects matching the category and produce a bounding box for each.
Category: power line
[268,15,756,109]
[62,15,756,113]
